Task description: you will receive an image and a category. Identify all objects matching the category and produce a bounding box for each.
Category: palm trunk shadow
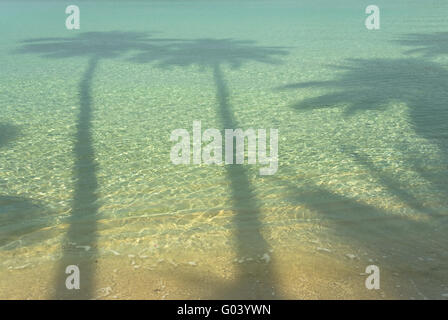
[53,56,100,299]
[212,64,277,299]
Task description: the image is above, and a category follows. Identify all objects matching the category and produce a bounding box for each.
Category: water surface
[1,0,447,299]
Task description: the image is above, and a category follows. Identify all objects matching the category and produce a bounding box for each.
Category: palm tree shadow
[0,124,55,250]
[273,172,448,293]
[15,31,182,299]
[132,39,288,299]
[394,32,448,58]
[0,195,54,249]
[345,146,441,217]
[275,36,448,297]
[279,57,448,199]
[0,123,19,148]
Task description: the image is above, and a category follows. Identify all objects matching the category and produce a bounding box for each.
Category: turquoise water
[1,0,448,299]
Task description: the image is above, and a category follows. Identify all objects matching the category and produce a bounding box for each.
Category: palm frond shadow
[278,57,448,193]
[274,34,448,297]
[394,32,448,58]
[132,38,289,298]
[16,31,186,299]
[0,124,56,250]
[0,123,19,148]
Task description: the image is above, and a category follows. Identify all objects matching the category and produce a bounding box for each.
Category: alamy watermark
[65,265,80,290]
[65,5,80,30]
[365,5,380,30]
[365,265,380,290]
[64,5,379,31]
[170,121,278,175]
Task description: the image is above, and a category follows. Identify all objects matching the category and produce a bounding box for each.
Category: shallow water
[1,0,448,299]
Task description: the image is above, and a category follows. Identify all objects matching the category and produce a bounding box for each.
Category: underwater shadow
[0,124,55,250]
[0,195,54,249]
[395,32,448,58]
[274,171,448,296]
[276,53,448,297]
[132,38,288,298]
[0,123,19,148]
[279,57,448,194]
[16,31,182,299]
